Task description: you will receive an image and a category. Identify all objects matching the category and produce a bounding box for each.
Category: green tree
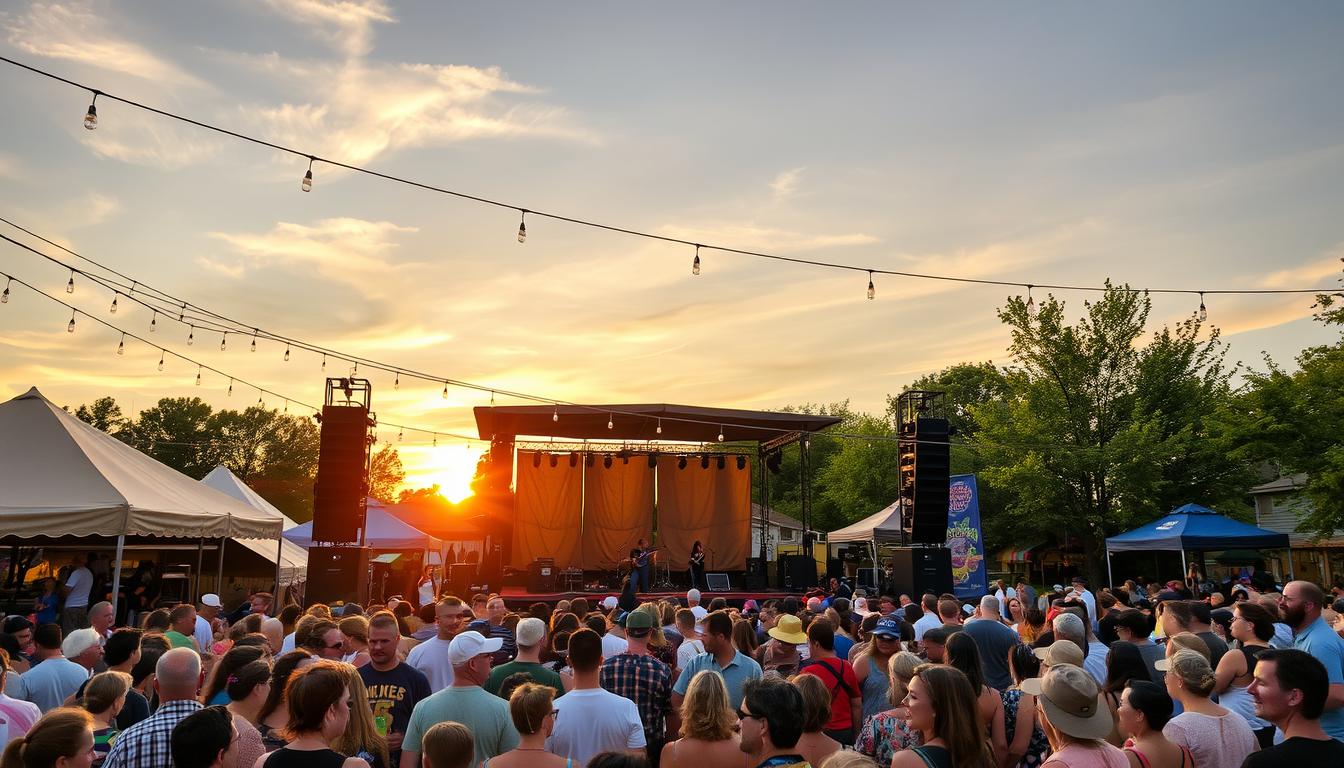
[368,444,406,503]
[118,397,217,478]
[814,412,900,531]
[72,396,126,434]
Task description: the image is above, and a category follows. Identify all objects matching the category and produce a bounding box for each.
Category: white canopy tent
[0,388,284,612]
[200,466,309,585]
[828,500,905,544]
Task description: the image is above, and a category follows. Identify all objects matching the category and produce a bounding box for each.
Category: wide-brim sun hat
[768,614,808,644]
[1020,664,1112,740]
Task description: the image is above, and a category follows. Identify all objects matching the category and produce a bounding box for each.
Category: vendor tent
[283,506,442,551]
[828,500,904,544]
[200,466,309,584]
[1104,503,1291,583]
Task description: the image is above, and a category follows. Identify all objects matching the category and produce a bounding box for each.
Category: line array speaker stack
[889,547,953,597]
[312,378,374,544]
[900,415,951,544]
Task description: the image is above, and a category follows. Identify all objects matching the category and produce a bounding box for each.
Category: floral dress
[855,708,920,767]
[1002,688,1050,768]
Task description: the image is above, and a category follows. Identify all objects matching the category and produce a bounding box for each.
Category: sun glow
[406,444,480,503]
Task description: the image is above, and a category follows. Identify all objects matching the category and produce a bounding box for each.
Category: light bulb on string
[67,310,75,333]
[442,381,449,399]
[250,330,257,352]
[1198,292,1207,322]
[1,277,10,304]
[220,332,227,351]
[109,293,118,314]
[149,311,157,332]
[553,406,559,423]
[867,271,875,300]
[283,344,290,362]
[1026,285,1037,318]
[195,366,202,386]
[302,156,314,192]
[83,92,98,130]
[432,436,437,448]
[157,351,165,371]
[692,245,701,276]
[258,393,264,406]
[656,419,663,435]
[517,210,527,243]
[393,372,399,390]
[607,413,614,430]
[398,428,403,442]
[352,361,358,375]
[66,271,75,294]
[116,334,125,355]
[187,326,195,346]
[283,400,288,414]
[718,426,725,442]
[227,379,233,397]
[321,354,326,371]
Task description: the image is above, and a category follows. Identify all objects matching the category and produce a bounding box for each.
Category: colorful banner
[947,474,987,598]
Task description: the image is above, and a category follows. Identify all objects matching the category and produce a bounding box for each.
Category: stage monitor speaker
[856,567,882,593]
[706,573,730,592]
[312,404,371,543]
[307,546,371,605]
[528,559,556,593]
[744,557,767,590]
[447,563,477,597]
[777,554,816,591]
[888,546,953,597]
[901,417,951,544]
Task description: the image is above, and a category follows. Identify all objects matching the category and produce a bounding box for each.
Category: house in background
[749,503,804,563]
[1250,473,1344,587]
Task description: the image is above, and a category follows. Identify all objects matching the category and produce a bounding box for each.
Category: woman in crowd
[945,632,1008,763]
[1007,598,1027,633]
[82,671,130,766]
[0,708,94,768]
[1160,650,1257,767]
[338,616,372,668]
[257,660,369,768]
[1101,643,1151,747]
[1159,633,1209,665]
[790,674,842,767]
[416,565,438,609]
[0,649,39,740]
[894,664,994,768]
[1213,601,1276,747]
[227,659,272,768]
[131,634,169,711]
[1116,681,1191,768]
[1003,644,1049,768]
[825,608,857,661]
[257,650,318,752]
[855,651,921,767]
[660,670,741,768]
[1018,609,1048,645]
[332,666,388,768]
[852,619,900,723]
[482,683,569,768]
[634,603,678,668]
[755,615,804,677]
[1024,664,1126,768]
[848,614,881,662]
[141,608,170,633]
[33,578,60,626]
[202,645,268,706]
[420,722,475,768]
[731,619,759,657]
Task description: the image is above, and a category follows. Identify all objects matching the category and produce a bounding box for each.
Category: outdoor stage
[496,585,795,610]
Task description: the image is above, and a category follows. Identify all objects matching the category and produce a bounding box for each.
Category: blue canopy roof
[1105,503,1289,552]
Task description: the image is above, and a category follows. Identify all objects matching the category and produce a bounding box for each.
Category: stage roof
[473,404,842,444]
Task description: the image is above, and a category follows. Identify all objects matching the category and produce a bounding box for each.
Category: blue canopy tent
[1104,503,1291,585]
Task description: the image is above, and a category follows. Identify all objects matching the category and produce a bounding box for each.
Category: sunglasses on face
[735,708,760,721]
[325,642,344,650]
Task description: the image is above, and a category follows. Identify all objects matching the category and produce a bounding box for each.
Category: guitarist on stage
[689,540,707,591]
[630,538,656,593]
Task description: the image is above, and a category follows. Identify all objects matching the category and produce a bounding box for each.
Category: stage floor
[498,586,793,609]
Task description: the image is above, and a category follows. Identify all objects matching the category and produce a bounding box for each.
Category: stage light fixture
[532,452,542,468]
[647,453,657,469]
[716,455,726,470]
[585,453,595,468]
[603,454,613,469]
[700,455,709,470]
[549,454,558,468]
[569,452,578,468]
[678,456,687,470]
[737,455,747,470]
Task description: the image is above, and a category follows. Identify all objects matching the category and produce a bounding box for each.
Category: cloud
[0,152,19,179]
[1259,247,1344,289]
[79,109,224,169]
[769,167,805,201]
[252,0,394,58]
[3,1,202,86]
[207,217,420,291]
[656,222,879,255]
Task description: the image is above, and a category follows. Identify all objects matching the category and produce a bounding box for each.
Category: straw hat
[1033,639,1085,668]
[768,614,808,645]
[1020,664,1112,740]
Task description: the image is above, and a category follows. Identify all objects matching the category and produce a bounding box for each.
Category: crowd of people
[0,570,1342,768]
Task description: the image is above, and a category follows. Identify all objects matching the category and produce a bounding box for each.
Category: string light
[692,245,701,276]
[227,379,233,396]
[157,350,165,371]
[67,309,75,332]
[219,332,227,351]
[1026,285,1037,317]
[517,210,527,243]
[398,428,403,441]
[393,372,399,389]
[195,365,202,385]
[83,91,98,130]
[552,406,559,423]
[302,156,314,192]
[116,333,124,355]
[186,326,194,345]
[656,418,662,435]
[250,330,257,352]
[149,311,156,331]
[321,354,326,371]
[257,393,264,406]
[65,270,74,294]
[607,413,614,430]
[718,426,725,442]
[442,381,449,399]
[1,277,9,303]
[284,344,290,361]
[1198,292,1207,322]
[109,293,118,314]
[867,271,875,300]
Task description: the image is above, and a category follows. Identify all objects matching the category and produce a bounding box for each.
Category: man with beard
[738,677,808,768]
[1279,580,1344,741]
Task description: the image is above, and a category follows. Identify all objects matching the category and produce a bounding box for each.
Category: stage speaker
[447,563,476,598]
[744,557,767,590]
[900,416,951,544]
[528,558,556,593]
[856,567,882,592]
[307,546,371,605]
[777,554,817,591]
[888,547,952,597]
[706,573,730,592]
[312,404,371,543]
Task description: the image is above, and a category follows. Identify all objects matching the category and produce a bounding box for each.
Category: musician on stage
[630,538,655,593]
[688,540,707,591]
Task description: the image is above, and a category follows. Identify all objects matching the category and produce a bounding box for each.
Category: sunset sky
[1,2,1342,495]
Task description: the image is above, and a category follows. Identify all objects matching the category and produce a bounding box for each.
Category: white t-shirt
[676,638,705,669]
[546,687,645,767]
[600,633,628,660]
[406,636,456,692]
[417,580,437,608]
[913,611,942,641]
[64,567,93,608]
[194,615,214,653]
[280,632,296,654]
[1084,640,1109,685]
[689,605,708,621]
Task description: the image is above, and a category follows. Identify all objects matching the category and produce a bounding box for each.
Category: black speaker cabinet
[307,546,371,605]
[446,562,477,598]
[888,547,953,597]
[528,558,556,593]
[312,405,370,543]
[744,557,767,590]
[776,554,817,591]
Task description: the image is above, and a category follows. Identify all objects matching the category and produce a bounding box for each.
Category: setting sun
[405,444,481,503]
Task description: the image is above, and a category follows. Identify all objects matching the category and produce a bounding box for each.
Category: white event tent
[828,500,905,544]
[201,466,309,585]
[0,388,284,613]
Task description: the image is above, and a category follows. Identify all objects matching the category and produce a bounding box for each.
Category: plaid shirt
[599,652,672,741]
[103,699,202,768]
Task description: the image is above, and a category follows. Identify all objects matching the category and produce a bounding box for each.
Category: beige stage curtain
[511,451,583,569]
[656,455,751,572]
[581,457,655,570]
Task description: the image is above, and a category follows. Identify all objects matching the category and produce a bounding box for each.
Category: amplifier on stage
[528,558,556,593]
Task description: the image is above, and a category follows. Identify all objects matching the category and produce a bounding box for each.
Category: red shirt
[799,655,859,730]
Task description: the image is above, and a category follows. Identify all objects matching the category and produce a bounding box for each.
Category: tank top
[1123,744,1193,768]
[263,747,347,768]
[860,655,891,722]
[912,745,952,768]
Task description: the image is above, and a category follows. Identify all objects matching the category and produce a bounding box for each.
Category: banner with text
[948,474,987,598]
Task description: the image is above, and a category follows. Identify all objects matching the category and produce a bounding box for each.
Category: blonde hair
[1166,632,1211,663]
[634,602,668,648]
[819,753,879,768]
[1168,649,1217,697]
[508,683,555,735]
[679,670,736,742]
[421,721,474,768]
[338,615,369,645]
[83,671,132,716]
[331,663,389,768]
[0,708,93,768]
[887,650,922,707]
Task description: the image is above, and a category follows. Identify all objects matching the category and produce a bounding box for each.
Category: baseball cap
[624,610,654,636]
[1052,584,1064,593]
[1019,664,1111,740]
[448,631,503,665]
[806,597,822,611]
[961,604,974,616]
[1033,639,1085,668]
[613,611,629,627]
[601,596,619,610]
[200,594,221,608]
[516,617,546,647]
[871,617,902,639]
